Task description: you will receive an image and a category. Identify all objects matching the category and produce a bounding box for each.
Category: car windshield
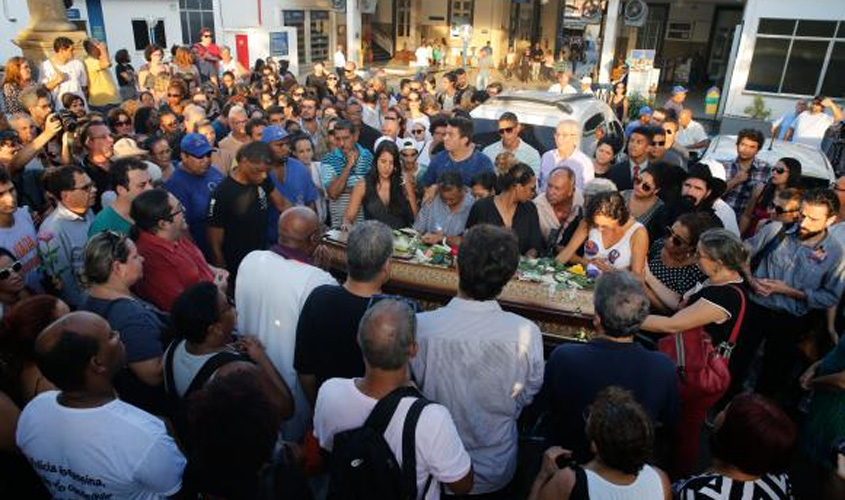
[473,118,555,154]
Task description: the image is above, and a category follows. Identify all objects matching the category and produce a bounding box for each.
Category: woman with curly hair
[528,387,671,500]
[2,57,35,115]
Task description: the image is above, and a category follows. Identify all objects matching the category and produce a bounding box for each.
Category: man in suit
[608,126,653,191]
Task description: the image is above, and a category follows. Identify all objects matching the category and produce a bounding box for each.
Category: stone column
[346,0,361,67]
[598,0,620,84]
[14,0,88,67]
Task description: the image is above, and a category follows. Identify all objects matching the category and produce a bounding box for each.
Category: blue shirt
[544,338,680,461]
[422,149,495,187]
[625,119,648,137]
[165,166,225,258]
[774,110,799,141]
[267,158,319,242]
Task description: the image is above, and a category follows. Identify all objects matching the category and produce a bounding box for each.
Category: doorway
[707,7,743,83]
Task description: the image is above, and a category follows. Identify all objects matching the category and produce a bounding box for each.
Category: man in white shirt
[482,112,541,175]
[235,207,337,442]
[676,109,710,152]
[548,70,577,95]
[333,44,346,78]
[411,225,544,496]
[40,36,88,109]
[786,96,843,149]
[415,41,430,76]
[538,119,594,190]
[314,300,474,500]
[17,312,186,500]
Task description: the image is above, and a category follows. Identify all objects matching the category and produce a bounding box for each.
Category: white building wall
[722,0,845,119]
[100,0,181,66]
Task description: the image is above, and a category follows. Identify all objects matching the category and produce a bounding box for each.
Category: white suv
[470,91,625,155]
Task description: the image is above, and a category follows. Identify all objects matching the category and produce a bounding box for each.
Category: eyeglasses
[773,205,798,215]
[498,126,516,135]
[168,93,182,98]
[666,226,690,247]
[366,293,420,313]
[71,182,95,192]
[0,260,22,281]
[652,140,666,146]
[384,116,397,121]
[293,91,305,97]
[773,166,787,174]
[168,203,185,220]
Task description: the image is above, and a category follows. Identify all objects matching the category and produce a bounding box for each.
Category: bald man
[17,312,186,499]
[235,206,337,442]
[534,166,585,254]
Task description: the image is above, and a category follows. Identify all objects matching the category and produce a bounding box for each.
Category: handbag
[658,284,746,405]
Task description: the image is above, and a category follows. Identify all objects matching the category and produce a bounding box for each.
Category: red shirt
[133,231,215,311]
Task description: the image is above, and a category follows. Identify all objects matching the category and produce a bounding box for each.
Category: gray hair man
[295,220,396,407]
[539,119,594,191]
[543,271,680,461]
[313,299,474,497]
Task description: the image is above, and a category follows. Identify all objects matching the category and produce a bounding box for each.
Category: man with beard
[741,189,845,404]
[668,159,739,236]
[721,129,769,215]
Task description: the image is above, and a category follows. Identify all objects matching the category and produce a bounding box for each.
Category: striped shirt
[674,472,793,500]
[320,144,373,228]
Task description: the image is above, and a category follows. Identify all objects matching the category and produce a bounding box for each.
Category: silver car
[470,91,625,155]
[702,135,835,188]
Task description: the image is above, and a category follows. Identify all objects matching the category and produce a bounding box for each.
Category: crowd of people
[0,27,844,500]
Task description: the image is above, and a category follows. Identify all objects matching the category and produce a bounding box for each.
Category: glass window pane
[189,12,202,44]
[132,20,150,51]
[821,42,845,98]
[200,0,212,10]
[181,13,189,45]
[179,0,186,8]
[745,38,789,92]
[781,40,829,95]
[201,12,214,34]
[186,0,199,10]
[796,20,836,37]
[758,18,795,35]
[837,22,844,38]
[154,20,167,48]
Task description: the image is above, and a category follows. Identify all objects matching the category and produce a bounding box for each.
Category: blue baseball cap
[180,133,213,157]
[261,125,289,143]
[638,106,652,116]
[672,85,688,94]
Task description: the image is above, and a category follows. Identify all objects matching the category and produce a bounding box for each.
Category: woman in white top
[556,191,648,277]
[528,387,671,500]
[293,135,328,225]
[218,45,248,81]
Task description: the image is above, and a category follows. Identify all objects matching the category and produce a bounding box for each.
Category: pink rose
[38,231,55,243]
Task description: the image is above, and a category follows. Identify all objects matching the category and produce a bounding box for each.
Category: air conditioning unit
[624,0,648,28]
[582,0,603,24]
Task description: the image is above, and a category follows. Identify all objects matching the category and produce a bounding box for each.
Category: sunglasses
[0,260,22,280]
[412,129,425,135]
[773,205,798,215]
[366,293,420,313]
[293,92,305,97]
[168,93,182,98]
[652,140,666,146]
[327,76,338,81]
[634,178,653,192]
[498,126,516,135]
[773,166,787,174]
[401,152,417,158]
[71,182,95,192]
[384,116,397,121]
[115,120,132,127]
[666,226,690,247]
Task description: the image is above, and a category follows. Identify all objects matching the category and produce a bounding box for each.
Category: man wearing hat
[671,159,740,236]
[664,85,687,118]
[625,106,653,137]
[398,138,427,186]
[263,126,318,243]
[579,76,594,96]
[164,133,225,258]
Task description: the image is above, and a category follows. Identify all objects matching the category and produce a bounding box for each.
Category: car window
[583,113,604,134]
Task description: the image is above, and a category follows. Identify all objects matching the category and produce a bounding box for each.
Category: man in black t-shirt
[294,220,394,407]
[207,142,291,288]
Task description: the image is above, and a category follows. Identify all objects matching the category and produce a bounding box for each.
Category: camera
[50,109,78,133]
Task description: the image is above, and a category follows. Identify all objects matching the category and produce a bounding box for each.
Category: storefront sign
[66,8,81,20]
[270,32,290,57]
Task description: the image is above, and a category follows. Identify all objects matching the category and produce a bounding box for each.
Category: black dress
[466,196,544,255]
[362,181,414,230]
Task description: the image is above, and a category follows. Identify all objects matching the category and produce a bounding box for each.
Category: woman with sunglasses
[641,229,750,474]
[0,248,32,315]
[643,212,718,312]
[107,108,135,139]
[79,232,169,415]
[467,162,544,256]
[622,168,666,243]
[404,91,430,139]
[325,73,340,97]
[556,191,648,276]
[343,141,417,230]
[740,157,803,237]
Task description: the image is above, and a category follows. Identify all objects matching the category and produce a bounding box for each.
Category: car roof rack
[487,91,596,114]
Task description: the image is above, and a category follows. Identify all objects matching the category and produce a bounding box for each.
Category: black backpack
[327,386,433,500]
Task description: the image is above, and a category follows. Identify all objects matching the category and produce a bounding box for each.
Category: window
[396,0,411,38]
[132,19,166,51]
[746,18,844,97]
[283,11,306,65]
[311,11,330,63]
[179,0,214,45]
[449,0,474,35]
[583,114,604,135]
